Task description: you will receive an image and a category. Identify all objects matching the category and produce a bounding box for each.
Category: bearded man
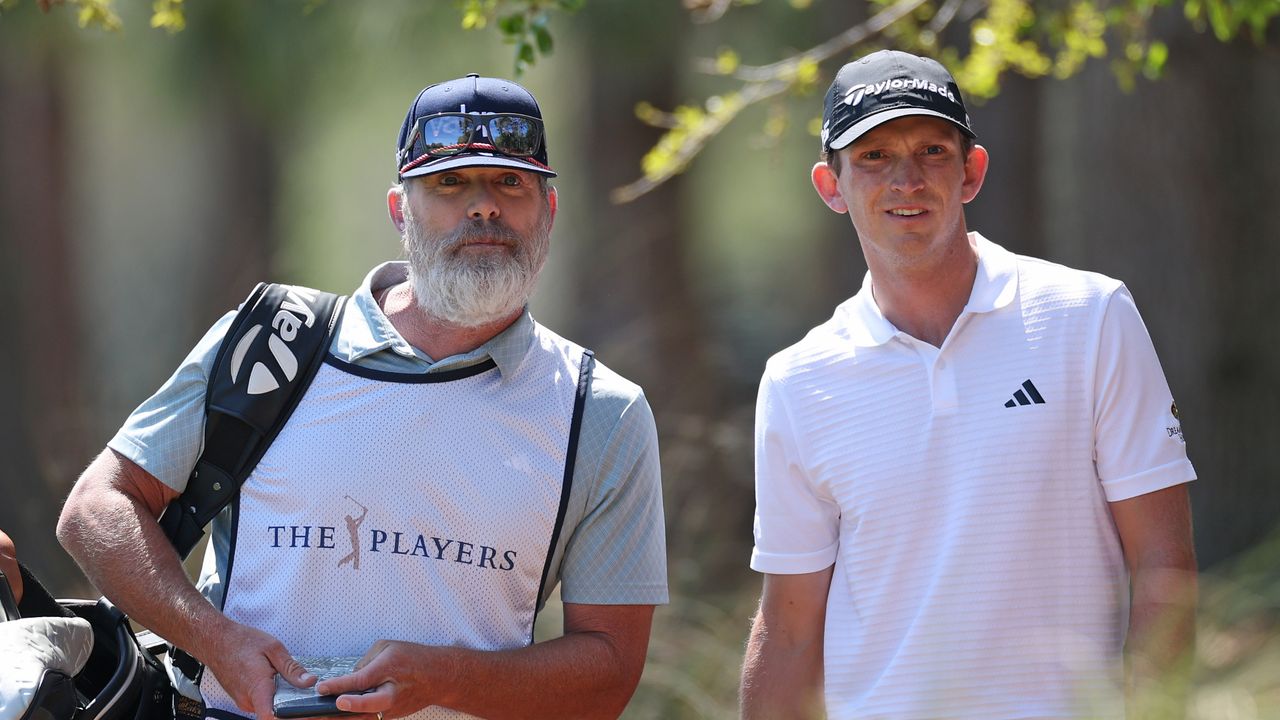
[57,74,668,720]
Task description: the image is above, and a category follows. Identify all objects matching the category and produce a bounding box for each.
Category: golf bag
[0,568,172,720]
[0,283,345,720]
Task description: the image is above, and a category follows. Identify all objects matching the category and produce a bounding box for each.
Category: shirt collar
[843,232,1019,348]
[842,271,899,347]
[331,260,535,378]
[963,232,1019,315]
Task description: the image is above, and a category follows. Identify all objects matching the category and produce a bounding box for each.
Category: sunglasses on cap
[400,112,544,167]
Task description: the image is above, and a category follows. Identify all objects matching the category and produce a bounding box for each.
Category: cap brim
[400,153,557,179]
[828,107,975,151]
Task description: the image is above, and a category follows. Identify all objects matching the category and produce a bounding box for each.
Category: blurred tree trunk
[198,76,275,311]
[1168,38,1280,568]
[966,75,1045,259]
[0,8,278,594]
[570,1,747,584]
[0,31,93,591]
[177,0,282,316]
[1027,33,1280,568]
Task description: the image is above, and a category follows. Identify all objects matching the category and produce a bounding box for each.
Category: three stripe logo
[1004,379,1045,408]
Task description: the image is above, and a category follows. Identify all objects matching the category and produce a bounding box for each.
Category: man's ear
[811,161,848,214]
[961,144,989,204]
[387,184,407,233]
[547,185,558,230]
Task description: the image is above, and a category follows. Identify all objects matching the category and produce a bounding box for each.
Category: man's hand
[0,529,22,605]
[314,604,653,720]
[317,640,443,719]
[203,621,316,720]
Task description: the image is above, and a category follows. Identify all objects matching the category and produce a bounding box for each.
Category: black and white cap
[821,50,975,152]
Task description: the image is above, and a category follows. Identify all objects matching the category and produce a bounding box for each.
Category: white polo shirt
[752,233,1195,719]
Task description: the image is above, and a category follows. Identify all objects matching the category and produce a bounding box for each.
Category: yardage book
[273,656,365,718]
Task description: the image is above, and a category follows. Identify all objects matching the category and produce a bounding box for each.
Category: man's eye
[500,174,522,186]
[440,175,461,186]
[924,145,945,155]
[864,150,885,160]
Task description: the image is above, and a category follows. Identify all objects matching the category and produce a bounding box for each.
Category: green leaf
[514,39,536,74]
[1207,0,1231,39]
[534,24,553,54]
[498,13,525,35]
[150,0,185,33]
[459,0,490,30]
[75,0,123,31]
[1144,40,1169,78]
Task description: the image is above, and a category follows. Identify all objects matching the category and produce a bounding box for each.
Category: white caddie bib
[199,328,590,720]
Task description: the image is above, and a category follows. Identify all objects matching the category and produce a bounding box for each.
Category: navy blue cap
[821,50,975,152]
[396,73,556,179]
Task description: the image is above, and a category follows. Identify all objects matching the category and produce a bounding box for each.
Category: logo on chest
[264,495,519,573]
[1004,379,1046,408]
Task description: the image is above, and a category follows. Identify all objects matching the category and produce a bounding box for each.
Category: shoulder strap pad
[159,283,346,559]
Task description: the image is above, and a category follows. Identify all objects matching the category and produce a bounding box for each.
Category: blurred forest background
[2,0,1279,717]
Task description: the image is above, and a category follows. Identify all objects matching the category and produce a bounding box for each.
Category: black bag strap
[158,283,346,560]
[529,350,594,642]
[0,568,19,621]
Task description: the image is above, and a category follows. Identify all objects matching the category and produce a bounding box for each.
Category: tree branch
[714,0,934,82]
[613,0,949,203]
[610,79,789,204]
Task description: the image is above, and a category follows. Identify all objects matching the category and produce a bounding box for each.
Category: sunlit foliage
[612,0,1278,200]
[12,0,1275,199]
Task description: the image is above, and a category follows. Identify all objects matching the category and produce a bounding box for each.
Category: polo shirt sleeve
[107,311,235,493]
[750,365,840,574]
[1093,285,1196,501]
[557,391,668,606]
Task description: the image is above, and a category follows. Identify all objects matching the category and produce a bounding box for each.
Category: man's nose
[890,158,926,194]
[467,186,500,220]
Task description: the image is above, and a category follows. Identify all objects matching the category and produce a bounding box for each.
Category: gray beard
[403,207,550,328]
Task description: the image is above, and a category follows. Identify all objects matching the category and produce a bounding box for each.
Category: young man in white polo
[740,50,1197,719]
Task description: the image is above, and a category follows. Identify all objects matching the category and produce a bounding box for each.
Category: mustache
[440,219,525,252]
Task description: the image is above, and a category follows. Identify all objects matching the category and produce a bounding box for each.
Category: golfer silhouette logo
[337,496,368,570]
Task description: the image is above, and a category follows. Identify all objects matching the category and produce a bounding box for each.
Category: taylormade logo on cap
[821,50,975,152]
[842,77,958,108]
